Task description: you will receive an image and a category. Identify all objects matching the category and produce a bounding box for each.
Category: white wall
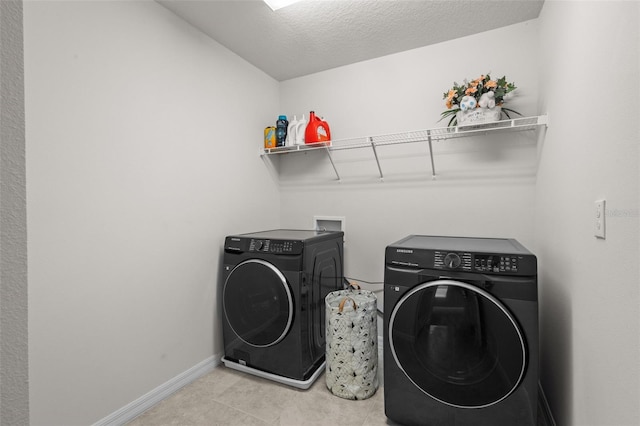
[535,2,639,425]
[24,1,280,424]
[279,21,540,284]
[21,2,640,425]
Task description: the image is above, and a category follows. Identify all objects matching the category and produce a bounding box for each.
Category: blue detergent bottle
[276,115,288,147]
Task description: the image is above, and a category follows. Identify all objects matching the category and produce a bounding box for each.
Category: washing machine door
[223,259,294,347]
[389,279,526,409]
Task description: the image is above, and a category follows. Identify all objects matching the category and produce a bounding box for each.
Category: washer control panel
[435,252,471,270]
[434,251,520,273]
[474,254,519,273]
[385,236,536,276]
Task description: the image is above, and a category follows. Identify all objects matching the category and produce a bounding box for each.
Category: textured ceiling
[158,0,544,81]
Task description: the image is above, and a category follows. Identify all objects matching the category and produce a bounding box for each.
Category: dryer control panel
[225,236,304,255]
[249,239,301,254]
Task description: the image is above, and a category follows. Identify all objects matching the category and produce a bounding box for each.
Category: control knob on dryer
[443,253,461,269]
[254,240,264,251]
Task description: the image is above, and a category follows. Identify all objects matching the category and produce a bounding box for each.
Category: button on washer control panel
[473,254,519,273]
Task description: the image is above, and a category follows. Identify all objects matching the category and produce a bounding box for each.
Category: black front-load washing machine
[221,229,344,389]
[384,235,538,426]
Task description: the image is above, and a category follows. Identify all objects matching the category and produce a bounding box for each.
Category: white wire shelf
[260,114,548,181]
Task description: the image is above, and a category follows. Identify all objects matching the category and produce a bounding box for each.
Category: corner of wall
[0,0,29,424]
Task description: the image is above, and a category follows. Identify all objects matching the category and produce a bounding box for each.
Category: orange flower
[445,89,458,109]
[485,80,497,89]
[471,76,484,86]
[465,86,477,95]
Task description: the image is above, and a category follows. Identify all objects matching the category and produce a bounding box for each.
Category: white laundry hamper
[325,284,378,400]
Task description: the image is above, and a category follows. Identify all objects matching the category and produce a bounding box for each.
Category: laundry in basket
[325,283,378,400]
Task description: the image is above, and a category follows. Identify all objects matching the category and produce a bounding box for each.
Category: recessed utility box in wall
[313,216,345,236]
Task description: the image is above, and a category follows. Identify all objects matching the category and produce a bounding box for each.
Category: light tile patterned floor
[127,366,391,426]
[127,364,551,426]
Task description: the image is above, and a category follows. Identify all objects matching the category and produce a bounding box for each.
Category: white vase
[456,106,502,126]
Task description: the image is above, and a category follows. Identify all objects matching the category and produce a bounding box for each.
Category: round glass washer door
[223,259,293,347]
[389,279,526,408]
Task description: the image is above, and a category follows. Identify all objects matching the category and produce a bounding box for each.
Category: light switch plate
[595,199,606,239]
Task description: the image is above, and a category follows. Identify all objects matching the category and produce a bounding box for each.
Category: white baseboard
[93,354,222,426]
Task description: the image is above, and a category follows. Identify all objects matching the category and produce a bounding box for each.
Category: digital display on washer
[474,254,519,273]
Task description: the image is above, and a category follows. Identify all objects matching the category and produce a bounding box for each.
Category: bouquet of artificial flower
[440,74,521,126]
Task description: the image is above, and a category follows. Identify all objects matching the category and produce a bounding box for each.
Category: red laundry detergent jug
[305,111,331,144]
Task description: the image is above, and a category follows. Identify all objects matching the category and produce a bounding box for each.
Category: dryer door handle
[387,265,423,273]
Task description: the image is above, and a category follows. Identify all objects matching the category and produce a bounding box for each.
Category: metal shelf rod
[324,145,341,181]
[427,130,436,179]
[370,137,384,180]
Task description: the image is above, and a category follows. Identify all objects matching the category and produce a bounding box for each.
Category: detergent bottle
[276,115,288,147]
[304,111,331,145]
[286,115,298,146]
[294,114,307,145]
[264,126,276,149]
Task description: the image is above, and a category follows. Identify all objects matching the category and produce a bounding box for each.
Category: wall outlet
[594,199,606,239]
